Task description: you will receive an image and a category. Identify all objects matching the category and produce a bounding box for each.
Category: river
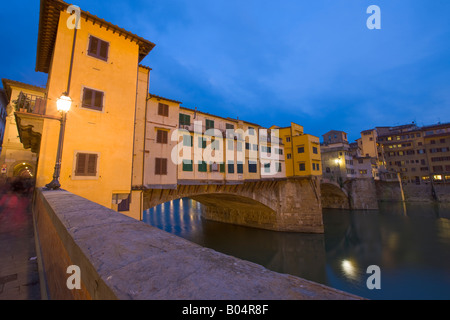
[142,199,450,300]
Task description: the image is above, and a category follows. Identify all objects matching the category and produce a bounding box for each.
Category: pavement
[0,181,41,300]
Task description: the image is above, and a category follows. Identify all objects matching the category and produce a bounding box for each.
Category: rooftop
[35,0,156,73]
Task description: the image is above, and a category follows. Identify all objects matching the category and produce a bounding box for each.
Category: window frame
[87,35,109,62]
[81,86,105,112]
[158,103,169,117]
[155,158,168,175]
[72,151,100,180]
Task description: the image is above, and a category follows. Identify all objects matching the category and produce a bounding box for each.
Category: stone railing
[33,188,361,300]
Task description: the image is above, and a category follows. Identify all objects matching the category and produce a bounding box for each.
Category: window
[228,140,234,151]
[264,163,271,173]
[75,153,98,177]
[117,194,130,212]
[313,146,318,154]
[156,130,168,144]
[237,162,244,174]
[183,135,192,147]
[286,137,291,143]
[248,161,257,173]
[226,123,235,130]
[248,127,255,135]
[82,87,104,111]
[287,153,292,159]
[299,163,306,171]
[155,158,167,175]
[297,147,304,153]
[205,119,214,130]
[88,36,109,61]
[198,137,207,149]
[158,103,169,117]
[245,142,250,150]
[211,138,220,150]
[198,161,207,172]
[210,163,219,172]
[182,160,193,172]
[237,142,242,152]
[228,161,234,174]
[179,113,191,126]
[277,162,282,173]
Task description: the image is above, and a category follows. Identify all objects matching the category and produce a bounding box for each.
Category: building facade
[0,79,45,179]
[278,123,322,178]
[14,0,155,219]
[375,122,450,185]
[321,130,354,184]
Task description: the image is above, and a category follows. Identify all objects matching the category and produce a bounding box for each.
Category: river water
[142,199,450,300]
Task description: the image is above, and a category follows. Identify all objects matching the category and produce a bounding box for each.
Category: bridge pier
[142,177,324,233]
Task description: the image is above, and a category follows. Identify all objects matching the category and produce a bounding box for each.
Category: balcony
[13,91,47,115]
[13,92,48,153]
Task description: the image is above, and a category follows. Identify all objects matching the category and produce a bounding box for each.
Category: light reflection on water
[143,199,450,300]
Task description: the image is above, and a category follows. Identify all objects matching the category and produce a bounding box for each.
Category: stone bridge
[320,178,379,210]
[141,176,324,233]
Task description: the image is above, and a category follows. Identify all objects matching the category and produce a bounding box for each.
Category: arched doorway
[13,162,34,178]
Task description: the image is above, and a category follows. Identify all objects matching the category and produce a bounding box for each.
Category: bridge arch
[320,182,350,209]
[141,177,324,233]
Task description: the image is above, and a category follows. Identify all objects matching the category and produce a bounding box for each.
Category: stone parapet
[33,188,360,300]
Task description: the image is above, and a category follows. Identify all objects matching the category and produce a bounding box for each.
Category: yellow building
[0,79,46,179]
[278,122,321,177]
[15,0,155,219]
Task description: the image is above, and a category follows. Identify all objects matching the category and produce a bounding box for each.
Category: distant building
[320,130,354,184]
[375,122,450,185]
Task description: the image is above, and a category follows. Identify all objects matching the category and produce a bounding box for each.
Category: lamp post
[45,94,72,190]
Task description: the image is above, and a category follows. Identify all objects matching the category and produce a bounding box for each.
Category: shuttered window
[88,36,109,61]
[179,113,191,126]
[156,130,168,144]
[155,158,168,175]
[82,88,104,111]
[158,103,169,117]
[75,153,98,176]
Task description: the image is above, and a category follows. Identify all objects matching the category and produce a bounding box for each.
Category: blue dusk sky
[1,0,449,142]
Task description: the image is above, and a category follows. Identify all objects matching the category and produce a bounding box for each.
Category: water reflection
[143,199,450,300]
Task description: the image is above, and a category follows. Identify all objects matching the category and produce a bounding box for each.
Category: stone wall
[346,178,379,210]
[376,181,450,203]
[33,188,360,300]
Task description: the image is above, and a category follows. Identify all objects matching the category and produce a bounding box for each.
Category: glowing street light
[45,93,72,190]
[56,94,72,112]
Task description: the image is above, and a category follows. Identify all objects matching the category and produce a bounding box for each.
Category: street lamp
[45,93,72,190]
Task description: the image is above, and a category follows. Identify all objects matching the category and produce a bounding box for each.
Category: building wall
[377,123,450,185]
[280,124,320,178]
[36,11,141,213]
[360,129,378,158]
[144,95,179,187]
[0,83,44,178]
